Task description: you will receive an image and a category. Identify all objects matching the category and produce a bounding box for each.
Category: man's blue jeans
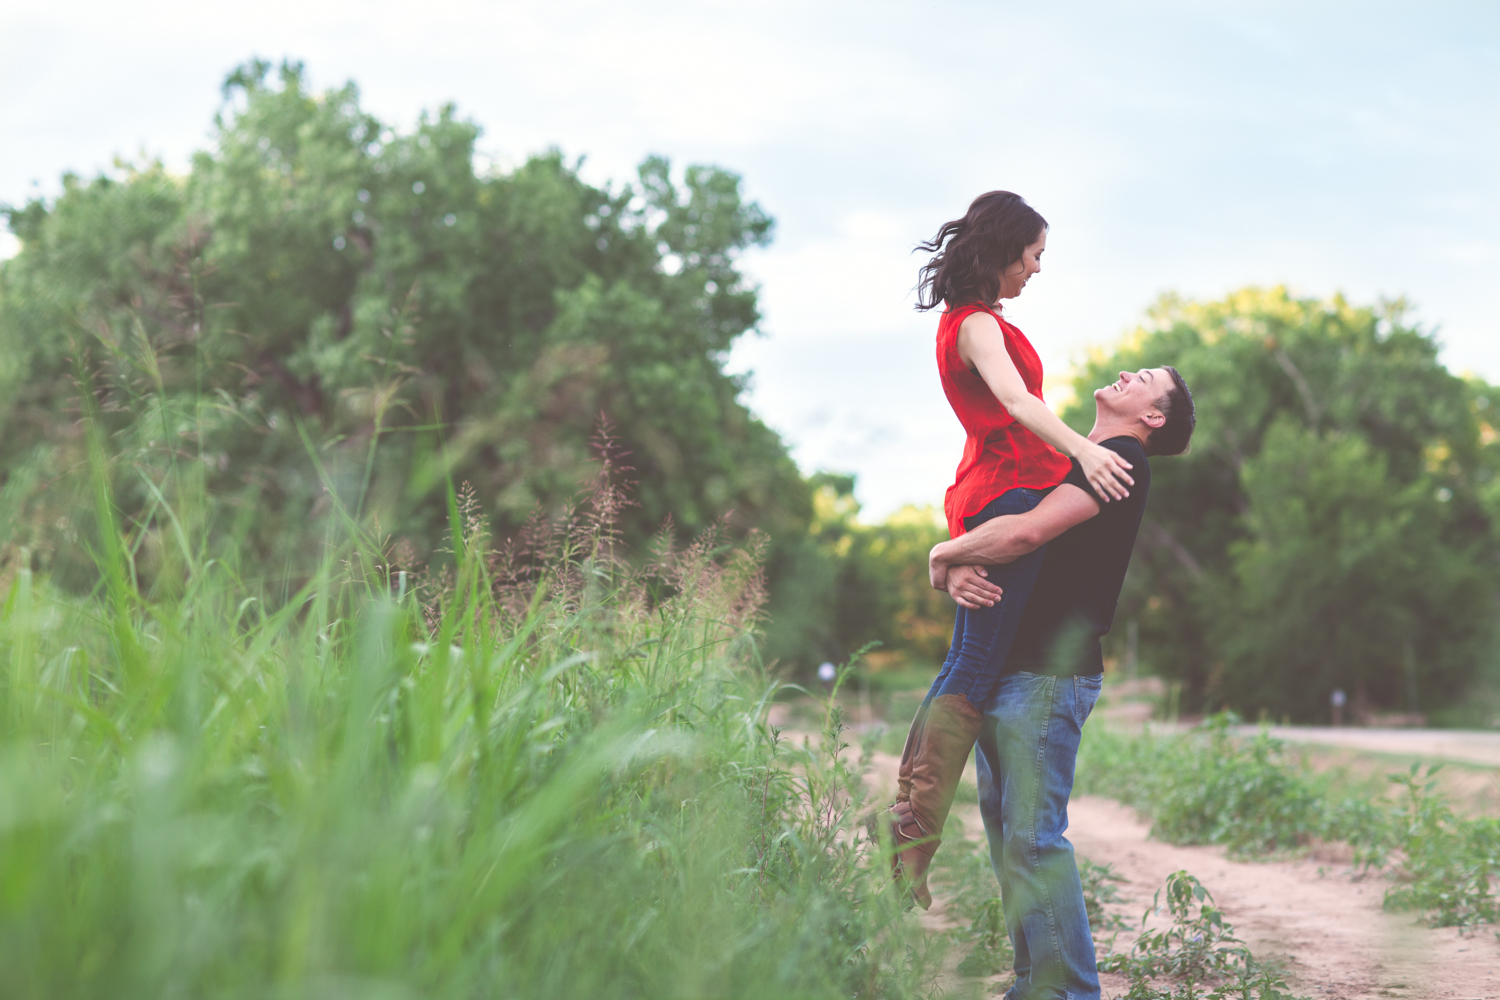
[975,671,1104,1000]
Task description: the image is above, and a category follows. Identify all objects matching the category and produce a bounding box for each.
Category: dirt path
[1241,726,1500,770]
[866,749,1500,1000]
[1061,796,1498,1000]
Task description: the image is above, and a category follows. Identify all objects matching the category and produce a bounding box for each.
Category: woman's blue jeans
[923,487,1050,707]
[975,672,1104,1000]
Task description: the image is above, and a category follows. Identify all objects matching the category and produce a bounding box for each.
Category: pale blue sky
[3,0,1496,516]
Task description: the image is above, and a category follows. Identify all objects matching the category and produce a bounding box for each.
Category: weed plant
[930,838,1013,979]
[1102,872,1301,1000]
[932,838,1131,981]
[1075,716,1322,855]
[1101,871,1252,982]
[1076,718,1500,935]
[1383,764,1500,929]
[0,436,932,997]
[1080,857,1131,945]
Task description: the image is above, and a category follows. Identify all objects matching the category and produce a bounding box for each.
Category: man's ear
[1141,408,1166,430]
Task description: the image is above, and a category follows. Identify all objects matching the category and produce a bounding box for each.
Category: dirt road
[1243,726,1500,770]
[867,749,1500,1000]
[1060,795,1498,1000]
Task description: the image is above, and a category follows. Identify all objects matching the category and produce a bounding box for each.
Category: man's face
[1094,368,1169,422]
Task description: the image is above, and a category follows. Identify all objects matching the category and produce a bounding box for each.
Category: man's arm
[928,484,1101,597]
[933,483,1101,568]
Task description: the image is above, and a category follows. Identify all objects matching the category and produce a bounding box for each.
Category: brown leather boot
[884,694,981,909]
[871,700,930,888]
[893,698,932,806]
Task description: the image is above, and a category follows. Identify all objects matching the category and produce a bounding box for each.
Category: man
[928,365,1195,1000]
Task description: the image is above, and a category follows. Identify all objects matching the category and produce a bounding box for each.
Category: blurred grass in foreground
[0,437,933,998]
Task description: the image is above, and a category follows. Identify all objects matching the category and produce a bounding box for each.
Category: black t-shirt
[1005,436,1151,676]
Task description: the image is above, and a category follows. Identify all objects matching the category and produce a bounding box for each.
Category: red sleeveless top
[938,303,1072,537]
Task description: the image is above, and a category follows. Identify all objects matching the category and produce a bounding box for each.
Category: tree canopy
[1065,287,1500,722]
[0,60,810,589]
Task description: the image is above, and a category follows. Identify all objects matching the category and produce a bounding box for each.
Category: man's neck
[1086,417,1148,447]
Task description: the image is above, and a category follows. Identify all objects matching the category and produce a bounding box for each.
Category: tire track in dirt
[866,749,1500,1000]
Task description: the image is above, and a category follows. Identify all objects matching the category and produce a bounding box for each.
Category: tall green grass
[0,443,931,997]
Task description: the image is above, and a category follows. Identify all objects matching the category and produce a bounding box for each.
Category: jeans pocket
[1072,674,1103,727]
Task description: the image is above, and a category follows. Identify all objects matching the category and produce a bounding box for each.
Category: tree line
[1066,289,1500,724]
[2,60,1496,722]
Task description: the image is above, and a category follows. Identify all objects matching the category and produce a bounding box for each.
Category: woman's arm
[959,311,1134,501]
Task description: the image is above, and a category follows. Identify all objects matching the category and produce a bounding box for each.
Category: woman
[881,191,1133,908]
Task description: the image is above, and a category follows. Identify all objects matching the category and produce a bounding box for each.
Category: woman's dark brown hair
[914,191,1048,311]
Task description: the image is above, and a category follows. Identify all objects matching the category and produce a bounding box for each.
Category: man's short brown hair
[1145,366,1195,457]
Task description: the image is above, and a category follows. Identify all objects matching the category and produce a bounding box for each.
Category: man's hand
[948,565,1005,610]
[929,549,949,592]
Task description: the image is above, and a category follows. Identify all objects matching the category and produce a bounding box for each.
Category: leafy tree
[1224,420,1489,716]
[764,473,951,672]
[1065,287,1499,721]
[0,60,809,595]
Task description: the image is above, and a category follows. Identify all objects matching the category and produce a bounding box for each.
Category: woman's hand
[1077,440,1134,503]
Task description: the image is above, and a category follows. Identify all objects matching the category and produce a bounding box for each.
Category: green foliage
[0,58,805,590]
[764,473,952,673]
[1102,871,1253,983]
[1077,722,1500,933]
[1383,763,1500,929]
[0,425,934,998]
[1080,857,1132,943]
[1076,715,1322,856]
[0,58,965,678]
[1103,872,1302,1000]
[931,837,1014,978]
[1066,287,1500,719]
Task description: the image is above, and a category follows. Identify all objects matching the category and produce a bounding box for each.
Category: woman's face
[996,229,1047,300]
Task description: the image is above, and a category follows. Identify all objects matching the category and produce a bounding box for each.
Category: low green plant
[1320,791,1400,871]
[1102,872,1302,1000]
[1076,715,1322,856]
[933,840,1132,981]
[1077,720,1500,935]
[931,839,1012,979]
[1103,870,1253,982]
[1080,857,1131,944]
[1382,763,1500,930]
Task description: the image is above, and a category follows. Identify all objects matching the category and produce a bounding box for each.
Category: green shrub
[1078,721,1500,934]
[1382,764,1500,930]
[1077,715,1322,856]
[1081,857,1132,945]
[1102,871,1303,1000]
[931,838,1010,979]
[1152,719,1323,854]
